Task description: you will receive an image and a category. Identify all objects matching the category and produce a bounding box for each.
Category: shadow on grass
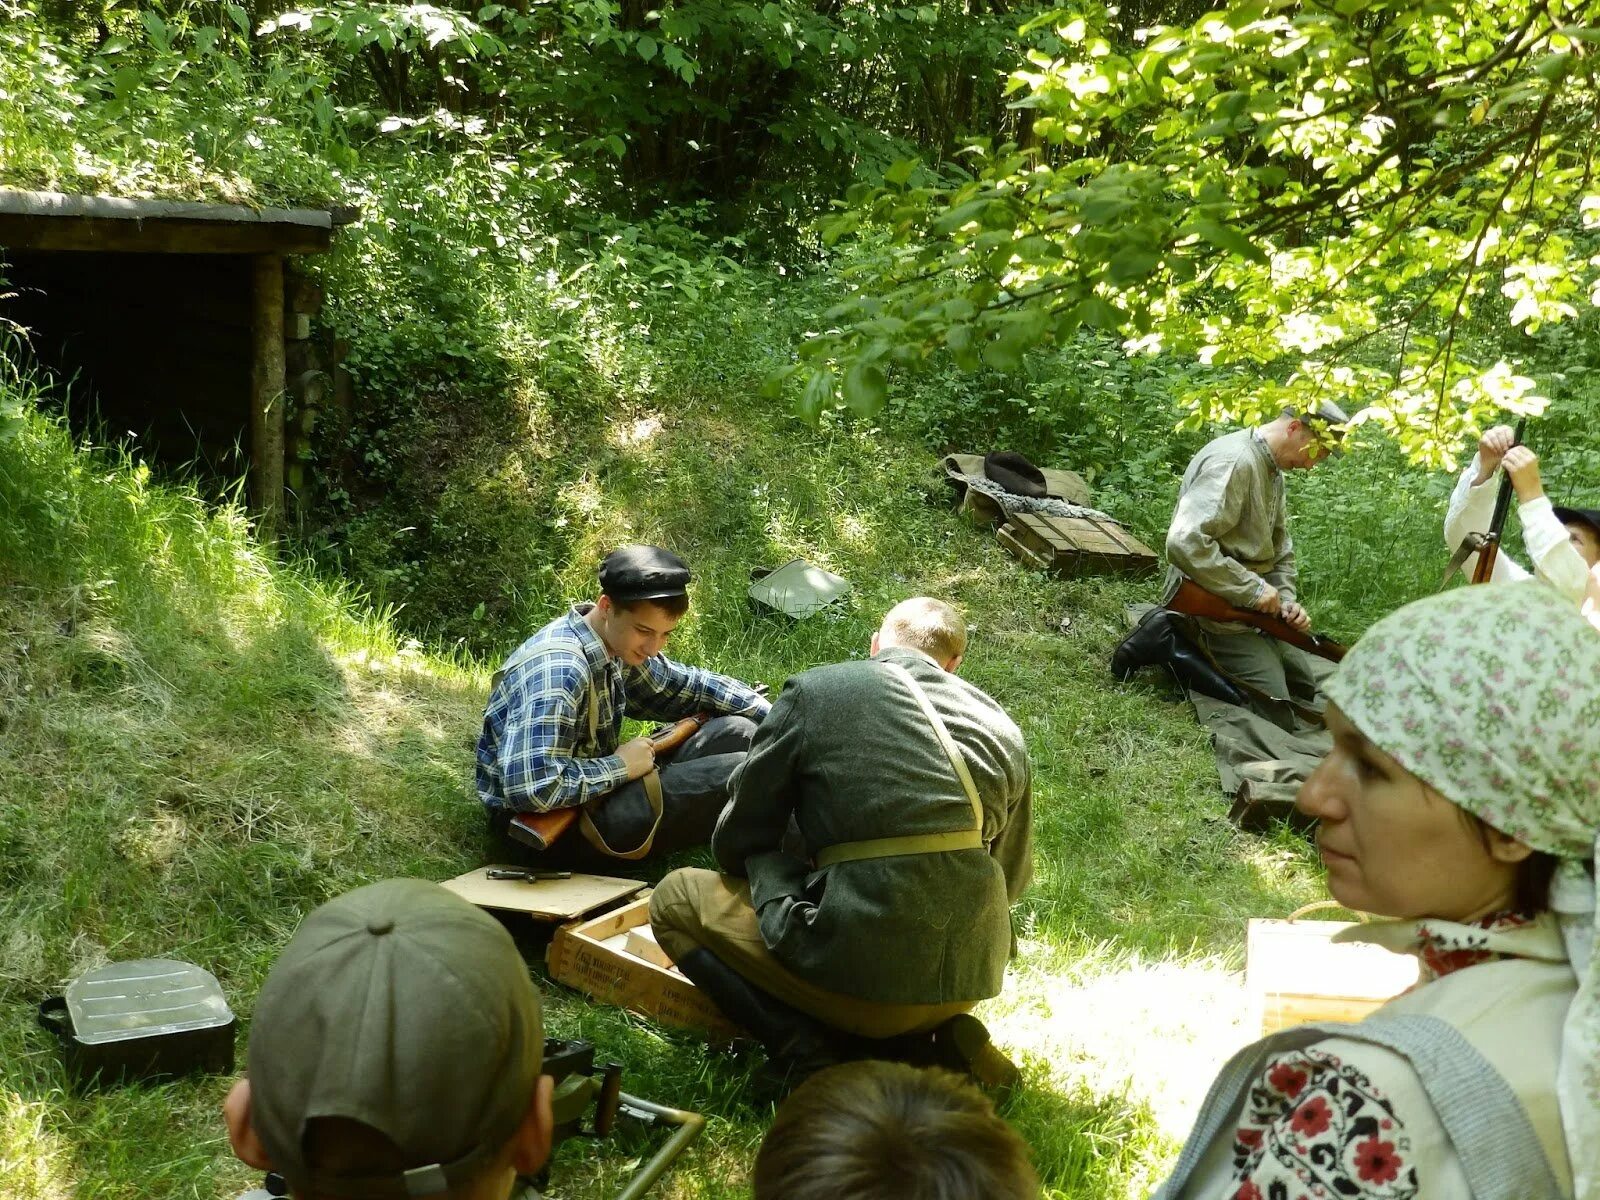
[1005,1078,1173,1200]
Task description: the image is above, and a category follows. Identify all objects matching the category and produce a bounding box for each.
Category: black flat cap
[599,545,691,602]
[984,451,1049,499]
[1553,505,1600,540]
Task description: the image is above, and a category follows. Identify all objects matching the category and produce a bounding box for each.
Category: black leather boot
[861,1014,1021,1095]
[1110,608,1247,707]
[928,1013,1021,1095]
[674,949,850,1086]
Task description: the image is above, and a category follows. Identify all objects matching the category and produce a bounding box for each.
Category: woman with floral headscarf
[1155,582,1600,1200]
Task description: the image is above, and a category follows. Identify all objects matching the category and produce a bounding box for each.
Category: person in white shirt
[1445,424,1599,602]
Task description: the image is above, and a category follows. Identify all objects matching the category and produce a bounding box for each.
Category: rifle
[1438,418,1529,588]
[508,713,711,853]
[1167,577,1348,664]
[1471,417,1527,585]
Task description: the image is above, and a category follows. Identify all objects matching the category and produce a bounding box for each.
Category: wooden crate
[1246,918,1420,1036]
[998,512,1158,579]
[547,897,740,1041]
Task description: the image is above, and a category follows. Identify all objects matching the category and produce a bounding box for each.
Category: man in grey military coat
[649,597,1032,1082]
[1162,404,1345,724]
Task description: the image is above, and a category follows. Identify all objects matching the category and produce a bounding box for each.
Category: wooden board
[440,867,644,921]
[1000,512,1158,579]
[1246,918,1419,1036]
[996,524,1051,572]
[548,898,740,1040]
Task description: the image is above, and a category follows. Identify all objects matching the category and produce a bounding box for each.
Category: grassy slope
[0,296,1488,1200]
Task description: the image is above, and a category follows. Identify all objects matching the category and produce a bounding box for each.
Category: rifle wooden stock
[507,714,710,853]
[1470,535,1502,584]
[1167,579,1348,664]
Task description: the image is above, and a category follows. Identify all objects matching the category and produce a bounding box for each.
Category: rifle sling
[814,661,986,869]
[579,767,664,861]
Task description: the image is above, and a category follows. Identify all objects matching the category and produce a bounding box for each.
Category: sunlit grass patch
[0,1090,72,1200]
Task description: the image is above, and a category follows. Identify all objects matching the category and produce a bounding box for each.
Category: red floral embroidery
[1228,1047,1417,1199]
[1268,1061,1308,1097]
[1290,1095,1333,1137]
[1354,1136,1403,1184]
[1418,943,1495,977]
[1416,911,1535,979]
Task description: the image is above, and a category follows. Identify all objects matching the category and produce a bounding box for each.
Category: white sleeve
[1445,456,1496,551]
[1444,456,1530,583]
[1521,497,1591,603]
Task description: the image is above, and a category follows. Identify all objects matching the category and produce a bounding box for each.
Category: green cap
[247,879,543,1198]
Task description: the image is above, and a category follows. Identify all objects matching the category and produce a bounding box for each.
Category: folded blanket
[963,473,1117,523]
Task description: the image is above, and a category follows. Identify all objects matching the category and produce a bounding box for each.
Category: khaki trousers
[648,868,973,1039]
[1197,627,1322,731]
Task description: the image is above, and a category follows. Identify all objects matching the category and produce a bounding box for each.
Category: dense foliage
[796,0,1600,465]
[4,0,1600,638]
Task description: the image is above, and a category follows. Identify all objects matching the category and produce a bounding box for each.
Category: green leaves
[799,369,835,425]
[842,363,888,416]
[884,158,918,187]
[790,0,1600,461]
[1185,219,1268,265]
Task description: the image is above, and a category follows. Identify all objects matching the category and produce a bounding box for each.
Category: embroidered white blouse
[1171,912,1576,1200]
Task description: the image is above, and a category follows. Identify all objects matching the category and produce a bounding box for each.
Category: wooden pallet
[998,511,1158,579]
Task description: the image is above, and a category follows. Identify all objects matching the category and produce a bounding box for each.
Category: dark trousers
[487,715,758,871]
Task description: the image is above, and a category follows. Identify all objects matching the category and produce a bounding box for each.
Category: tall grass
[0,373,486,1199]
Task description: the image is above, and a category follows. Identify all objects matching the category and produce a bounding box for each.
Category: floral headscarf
[1326,581,1600,1200]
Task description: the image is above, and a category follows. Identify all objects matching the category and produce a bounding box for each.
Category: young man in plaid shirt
[478,545,770,866]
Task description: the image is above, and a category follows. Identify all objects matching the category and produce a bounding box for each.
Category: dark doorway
[2,251,254,483]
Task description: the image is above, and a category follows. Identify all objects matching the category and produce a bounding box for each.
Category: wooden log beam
[251,255,287,543]
[0,190,336,255]
[0,215,331,254]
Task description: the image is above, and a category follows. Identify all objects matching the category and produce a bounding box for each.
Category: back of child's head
[243,879,545,1199]
[751,1061,1039,1200]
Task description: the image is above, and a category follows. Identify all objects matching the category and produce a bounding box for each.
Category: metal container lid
[64,958,234,1045]
[748,559,851,619]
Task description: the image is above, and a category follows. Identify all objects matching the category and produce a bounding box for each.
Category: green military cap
[247,879,544,1198]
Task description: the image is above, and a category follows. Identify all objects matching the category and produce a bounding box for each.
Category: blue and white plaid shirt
[476,604,771,813]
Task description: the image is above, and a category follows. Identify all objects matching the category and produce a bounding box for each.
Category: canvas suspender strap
[814,660,986,869]
[1151,1014,1561,1200]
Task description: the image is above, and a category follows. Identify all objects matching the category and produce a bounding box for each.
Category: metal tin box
[38,958,236,1085]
